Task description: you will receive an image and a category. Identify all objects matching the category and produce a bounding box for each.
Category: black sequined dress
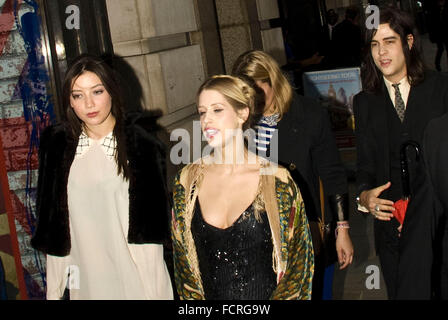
[191,199,277,300]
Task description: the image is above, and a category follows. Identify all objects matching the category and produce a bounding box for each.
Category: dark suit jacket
[276,93,347,223]
[395,112,448,299]
[423,113,448,213]
[354,71,448,298]
[424,114,448,296]
[354,71,448,199]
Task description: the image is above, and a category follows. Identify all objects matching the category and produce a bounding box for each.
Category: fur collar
[31,112,170,256]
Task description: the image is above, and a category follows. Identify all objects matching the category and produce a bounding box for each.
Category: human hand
[359,182,395,221]
[336,227,354,269]
[299,52,325,68]
[310,52,324,65]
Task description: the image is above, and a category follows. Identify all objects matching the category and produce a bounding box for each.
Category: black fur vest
[31,112,170,257]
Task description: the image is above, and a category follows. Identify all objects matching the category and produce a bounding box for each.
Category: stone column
[105,0,205,128]
[215,0,286,73]
[255,0,285,66]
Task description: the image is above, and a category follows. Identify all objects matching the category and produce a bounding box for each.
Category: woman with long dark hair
[31,54,173,300]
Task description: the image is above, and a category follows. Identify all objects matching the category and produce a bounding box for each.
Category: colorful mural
[0,0,55,299]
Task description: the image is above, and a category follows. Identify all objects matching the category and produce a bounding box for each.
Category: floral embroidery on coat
[171,165,314,300]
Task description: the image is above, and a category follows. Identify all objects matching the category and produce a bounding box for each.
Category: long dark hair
[62,54,129,179]
[362,7,425,93]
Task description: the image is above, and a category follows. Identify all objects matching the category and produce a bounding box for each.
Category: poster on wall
[302,67,362,149]
[0,0,55,299]
[0,144,25,300]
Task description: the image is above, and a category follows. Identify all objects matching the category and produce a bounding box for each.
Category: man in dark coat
[332,6,363,68]
[354,7,448,299]
[427,0,448,71]
[420,114,448,299]
[319,9,339,69]
[397,112,448,299]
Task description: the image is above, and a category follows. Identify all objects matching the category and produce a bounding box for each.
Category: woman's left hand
[336,228,354,269]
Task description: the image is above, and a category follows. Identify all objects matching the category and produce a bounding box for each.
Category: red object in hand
[393,199,409,225]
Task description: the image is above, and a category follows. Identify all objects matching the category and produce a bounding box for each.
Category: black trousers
[375,220,400,299]
[378,241,399,299]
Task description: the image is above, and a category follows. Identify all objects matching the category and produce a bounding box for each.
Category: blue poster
[303,68,362,148]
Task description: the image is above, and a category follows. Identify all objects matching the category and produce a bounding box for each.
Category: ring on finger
[375,204,380,212]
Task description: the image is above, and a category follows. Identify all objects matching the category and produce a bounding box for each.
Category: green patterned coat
[171,162,314,300]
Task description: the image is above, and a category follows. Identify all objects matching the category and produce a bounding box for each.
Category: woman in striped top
[232,50,353,300]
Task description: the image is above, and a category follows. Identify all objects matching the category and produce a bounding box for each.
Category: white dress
[46,132,173,300]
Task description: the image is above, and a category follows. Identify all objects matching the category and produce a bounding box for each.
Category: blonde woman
[171,75,314,300]
[232,50,353,299]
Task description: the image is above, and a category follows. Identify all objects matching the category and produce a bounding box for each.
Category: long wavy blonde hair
[231,50,293,119]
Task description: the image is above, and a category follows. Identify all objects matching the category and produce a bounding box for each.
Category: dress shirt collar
[383,75,411,107]
[76,130,117,160]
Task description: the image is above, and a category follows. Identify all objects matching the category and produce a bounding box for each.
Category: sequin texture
[191,200,277,300]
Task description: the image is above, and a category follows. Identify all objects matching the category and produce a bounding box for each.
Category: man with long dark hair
[353,7,448,299]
